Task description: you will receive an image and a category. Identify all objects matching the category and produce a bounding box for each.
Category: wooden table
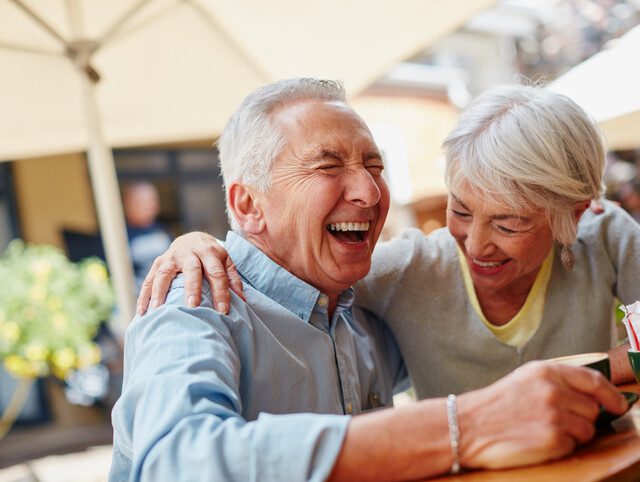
[431,383,640,482]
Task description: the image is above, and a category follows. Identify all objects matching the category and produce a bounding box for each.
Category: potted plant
[0,240,114,438]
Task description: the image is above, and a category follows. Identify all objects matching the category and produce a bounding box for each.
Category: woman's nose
[464,224,495,258]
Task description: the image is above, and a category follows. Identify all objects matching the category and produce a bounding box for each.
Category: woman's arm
[608,343,634,384]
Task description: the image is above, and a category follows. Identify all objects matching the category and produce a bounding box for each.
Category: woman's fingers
[182,253,204,309]
[226,260,245,302]
[135,232,245,315]
[202,251,233,314]
[149,258,181,310]
[137,257,161,314]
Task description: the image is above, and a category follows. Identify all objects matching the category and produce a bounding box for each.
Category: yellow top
[457,247,554,348]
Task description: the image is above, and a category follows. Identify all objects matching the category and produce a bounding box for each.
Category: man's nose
[465,223,495,258]
[345,168,381,207]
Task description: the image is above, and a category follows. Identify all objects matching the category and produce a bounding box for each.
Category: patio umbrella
[0,0,496,328]
[549,25,640,150]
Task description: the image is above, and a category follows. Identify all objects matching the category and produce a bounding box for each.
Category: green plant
[0,240,114,380]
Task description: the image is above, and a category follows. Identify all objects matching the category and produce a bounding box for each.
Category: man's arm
[330,362,626,481]
[113,285,348,482]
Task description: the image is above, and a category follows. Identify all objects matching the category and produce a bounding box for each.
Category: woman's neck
[474,268,541,326]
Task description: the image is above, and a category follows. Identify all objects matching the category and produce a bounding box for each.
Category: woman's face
[446,180,554,295]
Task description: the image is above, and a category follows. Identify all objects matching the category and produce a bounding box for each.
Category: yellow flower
[0,321,21,343]
[77,344,101,368]
[31,259,52,279]
[4,355,39,378]
[86,262,108,282]
[51,347,76,379]
[25,343,48,362]
[22,307,36,321]
[29,285,46,302]
[51,312,69,329]
[47,297,63,311]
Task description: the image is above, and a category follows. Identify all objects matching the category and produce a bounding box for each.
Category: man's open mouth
[326,222,370,243]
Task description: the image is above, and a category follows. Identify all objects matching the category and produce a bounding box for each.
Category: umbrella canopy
[549,25,640,150]
[0,0,495,327]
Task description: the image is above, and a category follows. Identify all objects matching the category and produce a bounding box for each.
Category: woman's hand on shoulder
[136,232,245,315]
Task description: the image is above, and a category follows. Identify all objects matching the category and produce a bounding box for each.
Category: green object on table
[628,350,640,384]
[596,391,639,431]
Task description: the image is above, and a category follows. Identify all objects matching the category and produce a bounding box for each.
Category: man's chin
[326,263,371,290]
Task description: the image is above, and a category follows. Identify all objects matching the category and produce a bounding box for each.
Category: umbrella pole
[79,74,136,334]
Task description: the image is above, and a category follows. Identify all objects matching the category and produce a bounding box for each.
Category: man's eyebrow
[308,146,345,161]
[363,149,383,161]
[450,194,532,222]
[308,146,382,162]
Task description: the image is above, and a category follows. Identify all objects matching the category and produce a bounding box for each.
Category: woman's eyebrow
[491,213,532,223]
[450,194,468,210]
[451,194,532,223]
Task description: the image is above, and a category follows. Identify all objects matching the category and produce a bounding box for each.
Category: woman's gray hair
[217,78,346,231]
[443,84,605,247]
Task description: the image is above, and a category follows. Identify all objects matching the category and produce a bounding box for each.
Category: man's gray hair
[217,78,346,231]
[443,84,605,246]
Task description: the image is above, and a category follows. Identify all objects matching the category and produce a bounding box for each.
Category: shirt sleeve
[111,284,350,482]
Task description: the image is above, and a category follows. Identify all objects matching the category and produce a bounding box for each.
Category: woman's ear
[228,183,266,235]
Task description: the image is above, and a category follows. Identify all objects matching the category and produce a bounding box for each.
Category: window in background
[0,163,19,253]
[115,148,228,239]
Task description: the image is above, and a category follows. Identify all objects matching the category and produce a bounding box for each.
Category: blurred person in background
[109,79,627,482]
[142,84,640,399]
[122,181,172,293]
[618,179,640,223]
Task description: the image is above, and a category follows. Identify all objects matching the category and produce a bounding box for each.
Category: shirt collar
[226,231,325,322]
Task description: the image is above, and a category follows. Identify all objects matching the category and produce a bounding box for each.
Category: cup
[548,352,637,430]
[546,352,611,380]
[627,350,640,384]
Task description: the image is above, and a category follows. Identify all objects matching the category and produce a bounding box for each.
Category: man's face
[253,99,389,297]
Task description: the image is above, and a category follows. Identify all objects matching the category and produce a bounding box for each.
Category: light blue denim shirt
[110,232,406,482]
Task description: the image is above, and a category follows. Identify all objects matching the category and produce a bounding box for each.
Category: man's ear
[228,183,265,235]
[574,200,591,222]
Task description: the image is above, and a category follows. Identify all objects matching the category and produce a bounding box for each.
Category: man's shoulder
[129,274,247,340]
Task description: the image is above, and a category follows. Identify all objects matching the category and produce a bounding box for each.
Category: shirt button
[346,402,353,414]
[317,295,328,307]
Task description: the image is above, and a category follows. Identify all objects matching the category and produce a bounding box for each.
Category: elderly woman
[138,84,637,397]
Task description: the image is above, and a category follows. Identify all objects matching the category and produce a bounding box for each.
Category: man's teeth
[472,258,506,268]
[328,222,370,232]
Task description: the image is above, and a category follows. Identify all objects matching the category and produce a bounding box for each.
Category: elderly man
[110,78,625,482]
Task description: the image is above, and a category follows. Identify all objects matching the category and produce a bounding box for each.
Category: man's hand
[136,232,245,315]
[458,361,628,469]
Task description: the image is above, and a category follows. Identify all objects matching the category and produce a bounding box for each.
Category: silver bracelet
[446,394,461,474]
